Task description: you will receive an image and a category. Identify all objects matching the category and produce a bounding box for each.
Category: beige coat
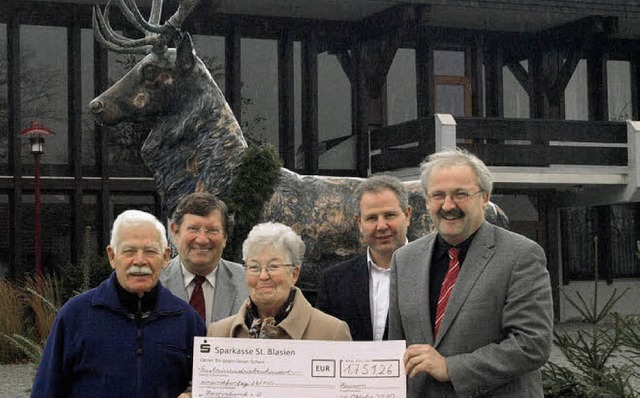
[208,287,352,341]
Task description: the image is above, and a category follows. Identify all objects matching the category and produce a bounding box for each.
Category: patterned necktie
[189,275,206,321]
[434,247,460,337]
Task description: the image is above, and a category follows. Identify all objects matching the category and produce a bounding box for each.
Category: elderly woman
[208,222,351,340]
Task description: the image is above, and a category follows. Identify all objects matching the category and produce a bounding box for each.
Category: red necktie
[189,275,206,321]
[434,247,460,337]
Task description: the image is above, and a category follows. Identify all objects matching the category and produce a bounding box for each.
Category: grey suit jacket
[389,221,553,397]
[160,256,248,324]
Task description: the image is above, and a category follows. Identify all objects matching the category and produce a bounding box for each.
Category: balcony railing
[370,115,640,205]
[370,115,627,172]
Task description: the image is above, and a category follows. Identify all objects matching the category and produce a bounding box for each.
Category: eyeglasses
[184,225,223,237]
[244,263,295,275]
[425,190,484,205]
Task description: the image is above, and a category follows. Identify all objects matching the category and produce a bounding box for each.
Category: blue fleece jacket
[31,273,206,398]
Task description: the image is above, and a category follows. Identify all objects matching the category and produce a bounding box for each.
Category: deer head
[89,0,202,125]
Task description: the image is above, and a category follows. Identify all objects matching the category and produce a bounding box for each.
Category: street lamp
[20,121,55,286]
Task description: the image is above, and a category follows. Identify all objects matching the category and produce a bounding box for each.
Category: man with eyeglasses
[316,175,411,341]
[161,192,247,325]
[389,149,553,397]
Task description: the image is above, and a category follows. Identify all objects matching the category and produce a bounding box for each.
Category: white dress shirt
[367,249,391,341]
[181,263,217,325]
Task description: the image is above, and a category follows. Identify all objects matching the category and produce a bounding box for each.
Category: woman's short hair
[242,222,306,267]
[419,148,493,195]
[110,209,168,251]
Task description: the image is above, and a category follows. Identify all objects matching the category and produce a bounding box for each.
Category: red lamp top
[19,121,56,138]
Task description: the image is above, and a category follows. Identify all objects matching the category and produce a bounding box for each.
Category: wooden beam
[631,47,640,120]
[506,61,531,97]
[94,36,111,250]
[8,12,23,278]
[543,48,564,119]
[361,35,400,99]
[335,50,355,85]
[529,50,545,119]
[225,18,242,124]
[301,32,318,175]
[68,20,83,266]
[470,36,485,117]
[356,3,416,42]
[354,44,370,177]
[549,43,583,99]
[587,36,609,121]
[485,46,504,118]
[536,16,618,52]
[415,31,434,118]
[278,30,295,169]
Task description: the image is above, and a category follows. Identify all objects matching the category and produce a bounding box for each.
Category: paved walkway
[0,363,35,397]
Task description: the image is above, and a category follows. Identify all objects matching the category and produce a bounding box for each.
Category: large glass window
[81,194,103,258]
[20,25,68,174]
[318,51,352,169]
[193,35,225,92]
[241,38,277,146]
[565,60,588,120]
[607,60,631,121]
[106,51,150,177]
[503,60,530,118]
[110,194,158,221]
[20,194,71,278]
[434,49,470,117]
[387,49,416,125]
[561,203,640,281]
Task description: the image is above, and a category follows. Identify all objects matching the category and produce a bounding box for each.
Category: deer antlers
[93,0,201,54]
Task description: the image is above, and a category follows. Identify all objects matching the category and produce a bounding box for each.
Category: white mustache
[126,266,153,275]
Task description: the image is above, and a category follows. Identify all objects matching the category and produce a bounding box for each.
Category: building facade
[1,0,640,319]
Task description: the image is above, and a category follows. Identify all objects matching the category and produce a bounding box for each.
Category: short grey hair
[110,210,168,251]
[354,175,409,217]
[420,148,493,195]
[242,222,306,267]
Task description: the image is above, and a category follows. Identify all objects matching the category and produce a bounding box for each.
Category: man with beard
[161,192,247,325]
[32,210,205,397]
[389,149,553,397]
[316,175,411,341]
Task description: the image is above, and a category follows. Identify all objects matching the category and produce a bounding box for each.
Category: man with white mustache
[389,149,553,397]
[316,175,411,341]
[162,192,247,325]
[32,210,206,397]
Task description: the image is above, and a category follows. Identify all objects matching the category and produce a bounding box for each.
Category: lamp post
[20,121,55,287]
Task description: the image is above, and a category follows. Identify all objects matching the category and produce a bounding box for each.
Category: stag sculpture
[89,0,508,289]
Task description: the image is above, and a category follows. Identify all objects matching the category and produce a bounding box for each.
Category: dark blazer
[389,221,554,397]
[316,254,387,341]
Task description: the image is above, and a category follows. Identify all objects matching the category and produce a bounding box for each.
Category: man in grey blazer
[389,149,553,397]
[161,193,247,325]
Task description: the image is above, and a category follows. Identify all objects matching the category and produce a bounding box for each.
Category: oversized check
[192,337,406,398]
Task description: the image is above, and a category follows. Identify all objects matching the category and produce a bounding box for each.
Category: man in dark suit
[161,193,247,325]
[389,149,553,397]
[316,175,411,341]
